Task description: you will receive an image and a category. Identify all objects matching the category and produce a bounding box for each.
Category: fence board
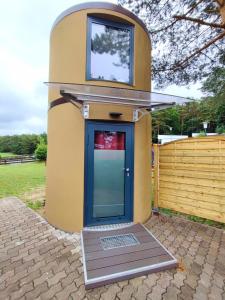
[159,187,225,204]
[160,181,225,197]
[160,162,225,172]
[154,136,225,223]
[160,169,225,181]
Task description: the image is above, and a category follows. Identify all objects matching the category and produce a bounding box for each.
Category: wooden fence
[154,136,225,223]
[0,156,36,165]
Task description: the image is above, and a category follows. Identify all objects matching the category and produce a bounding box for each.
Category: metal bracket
[133,109,140,122]
[133,109,149,122]
[82,104,89,119]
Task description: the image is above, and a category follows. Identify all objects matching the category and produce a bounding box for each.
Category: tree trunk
[217,0,225,23]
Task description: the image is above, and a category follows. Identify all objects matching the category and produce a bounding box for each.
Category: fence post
[153,144,159,209]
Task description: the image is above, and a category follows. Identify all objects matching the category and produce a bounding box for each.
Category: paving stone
[1,197,225,300]
[33,271,53,287]
[117,284,135,300]
[10,282,33,300]
[40,283,62,300]
[129,276,145,288]
[191,262,202,275]
[61,270,79,288]
[70,284,86,300]
[47,271,66,286]
[144,273,160,289]
[100,284,121,300]
[25,282,48,300]
[163,285,180,300]
[184,274,199,289]
[147,284,166,300]
[180,284,195,300]
[134,283,150,300]
[117,280,129,288]
[56,282,78,299]
[172,272,186,288]
[208,285,224,300]
[212,273,224,289]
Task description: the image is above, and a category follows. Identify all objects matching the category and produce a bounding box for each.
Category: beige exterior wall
[46,6,152,232]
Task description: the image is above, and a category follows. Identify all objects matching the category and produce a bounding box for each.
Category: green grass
[27,200,43,211]
[0,162,45,199]
[159,207,225,229]
[0,152,15,158]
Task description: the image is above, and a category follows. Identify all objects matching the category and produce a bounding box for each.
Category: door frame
[84,120,134,227]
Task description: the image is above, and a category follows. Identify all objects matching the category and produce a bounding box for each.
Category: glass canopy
[46,82,193,109]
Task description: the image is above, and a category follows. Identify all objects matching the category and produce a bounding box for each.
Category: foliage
[159,207,225,229]
[35,137,47,161]
[0,133,47,155]
[201,67,225,96]
[119,0,225,86]
[0,162,45,199]
[152,67,225,137]
[216,125,225,133]
[198,130,207,136]
[0,152,15,158]
[26,200,44,211]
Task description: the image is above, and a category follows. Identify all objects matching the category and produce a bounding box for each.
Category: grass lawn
[0,162,46,199]
[0,152,15,158]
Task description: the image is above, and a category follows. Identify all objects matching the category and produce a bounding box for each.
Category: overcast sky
[0,0,202,136]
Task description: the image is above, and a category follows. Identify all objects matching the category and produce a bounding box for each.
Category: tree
[0,134,46,155]
[202,66,225,95]
[151,67,225,138]
[118,0,225,87]
[201,66,225,129]
[35,137,47,161]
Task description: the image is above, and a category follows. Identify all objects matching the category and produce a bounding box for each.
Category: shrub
[35,138,47,161]
[26,200,43,211]
[216,125,225,134]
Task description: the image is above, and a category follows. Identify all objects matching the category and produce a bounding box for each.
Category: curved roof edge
[51,1,150,38]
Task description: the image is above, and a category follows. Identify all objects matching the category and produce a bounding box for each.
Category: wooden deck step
[81,223,177,289]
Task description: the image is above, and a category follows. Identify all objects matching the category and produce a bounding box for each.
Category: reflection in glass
[90,21,131,83]
[93,131,125,218]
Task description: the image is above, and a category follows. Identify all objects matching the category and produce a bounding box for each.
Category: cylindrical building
[46,2,152,232]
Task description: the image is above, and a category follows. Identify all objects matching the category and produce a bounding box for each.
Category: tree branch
[150,0,205,34]
[175,31,225,69]
[215,0,225,7]
[173,15,225,28]
[154,31,225,72]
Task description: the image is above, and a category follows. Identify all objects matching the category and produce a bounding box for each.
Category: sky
[0,0,203,136]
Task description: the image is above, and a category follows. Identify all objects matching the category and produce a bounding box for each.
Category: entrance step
[81,223,177,289]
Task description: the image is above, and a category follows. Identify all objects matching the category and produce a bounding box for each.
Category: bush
[216,125,225,134]
[198,130,207,137]
[26,200,44,211]
[35,138,47,161]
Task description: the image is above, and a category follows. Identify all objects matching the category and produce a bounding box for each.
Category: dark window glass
[87,18,133,84]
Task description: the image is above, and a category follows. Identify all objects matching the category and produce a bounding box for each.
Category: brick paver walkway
[0,197,225,299]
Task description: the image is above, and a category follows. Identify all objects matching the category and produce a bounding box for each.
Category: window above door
[86,16,134,85]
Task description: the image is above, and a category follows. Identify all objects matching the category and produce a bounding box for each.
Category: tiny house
[45,2,152,232]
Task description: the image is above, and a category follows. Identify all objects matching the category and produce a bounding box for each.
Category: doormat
[100,233,139,250]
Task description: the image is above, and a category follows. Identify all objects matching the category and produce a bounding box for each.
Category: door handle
[125,168,130,177]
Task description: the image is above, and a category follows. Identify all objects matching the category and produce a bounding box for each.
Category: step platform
[81,223,177,289]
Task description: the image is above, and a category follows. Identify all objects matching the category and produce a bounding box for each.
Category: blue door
[84,121,134,226]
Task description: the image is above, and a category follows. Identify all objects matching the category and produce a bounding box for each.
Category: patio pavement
[0,197,225,300]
